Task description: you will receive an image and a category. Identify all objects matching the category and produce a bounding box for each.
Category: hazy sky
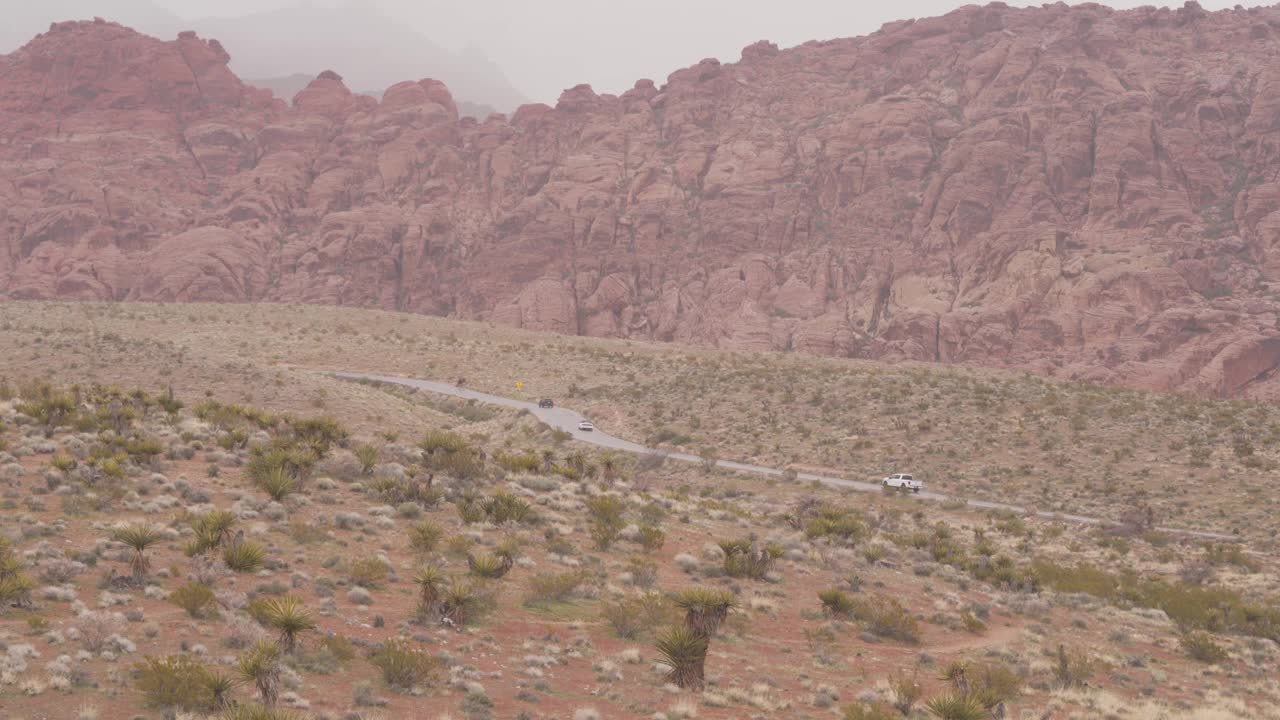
[13,0,1245,103]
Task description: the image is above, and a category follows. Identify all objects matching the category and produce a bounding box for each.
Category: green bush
[655,626,708,690]
[585,496,627,550]
[842,702,898,720]
[847,595,920,643]
[637,525,665,552]
[601,592,675,638]
[348,558,390,588]
[170,582,219,619]
[133,655,222,713]
[524,570,586,606]
[1181,631,1229,664]
[818,588,856,617]
[369,639,439,691]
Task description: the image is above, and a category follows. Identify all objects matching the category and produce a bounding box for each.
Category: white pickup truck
[882,473,923,493]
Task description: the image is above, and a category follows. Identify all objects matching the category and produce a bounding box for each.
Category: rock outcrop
[5,5,1280,398]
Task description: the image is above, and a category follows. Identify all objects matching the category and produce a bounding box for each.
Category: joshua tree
[655,626,709,690]
[414,566,446,619]
[111,524,163,583]
[237,640,283,705]
[673,587,736,637]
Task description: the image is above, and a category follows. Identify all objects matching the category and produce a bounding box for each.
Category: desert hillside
[3,3,1280,400]
[0,302,1278,720]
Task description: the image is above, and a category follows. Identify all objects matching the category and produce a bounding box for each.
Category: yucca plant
[414,517,450,550]
[440,582,483,627]
[673,587,736,637]
[923,692,986,720]
[355,444,379,475]
[255,466,298,502]
[467,552,513,579]
[112,524,163,582]
[236,640,282,706]
[223,540,267,573]
[186,510,237,556]
[203,668,241,709]
[414,566,446,619]
[655,626,709,690]
[252,596,315,652]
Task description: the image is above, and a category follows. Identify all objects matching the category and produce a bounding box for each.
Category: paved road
[333,371,1236,541]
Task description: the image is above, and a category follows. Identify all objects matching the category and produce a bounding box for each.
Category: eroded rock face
[5,7,1280,398]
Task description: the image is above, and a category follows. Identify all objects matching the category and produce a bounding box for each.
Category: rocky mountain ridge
[4,3,1280,398]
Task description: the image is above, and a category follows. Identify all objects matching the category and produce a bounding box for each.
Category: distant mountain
[244,73,499,119]
[0,1,526,114]
[190,2,528,112]
[8,5,1280,400]
[0,0,180,51]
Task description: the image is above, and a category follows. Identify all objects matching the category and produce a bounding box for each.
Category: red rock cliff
[4,5,1280,398]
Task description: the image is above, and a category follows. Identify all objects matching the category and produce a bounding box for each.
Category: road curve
[332,371,1236,541]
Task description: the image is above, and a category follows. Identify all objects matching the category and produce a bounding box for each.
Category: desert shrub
[524,570,586,606]
[223,703,305,720]
[1203,543,1261,572]
[804,505,871,544]
[888,671,922,715]
[719,538,783,580]
[369,638,439,691]
[246,441,316,487]
[289,416,347,457]
[170,582,219,619]
[1052,645,1096,689]
[133,655,222,713]
[1032,559,1280,642]
[602,592,676,639]
[348,558,390,588]
[848,595,920,643]
[298,633,357,674]
[843,702,898,720]
[486,490,534,524]
[1181,631,1229,664]
[585,496,627,550]
[637,525,665,552]
[496,452,542,474]
[627,557,658,588]
[371,476,443,506]
[408,520,445,554]
[419,430,470,454]
[655,626,708,690]
[224,540,267,573]
[0,537,34,610]
[818,588,856,617]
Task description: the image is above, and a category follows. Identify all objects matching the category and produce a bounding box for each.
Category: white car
[577,420,595,432]
[882,473,923,493]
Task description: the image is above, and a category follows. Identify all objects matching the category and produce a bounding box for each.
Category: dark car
[538,399,554,408]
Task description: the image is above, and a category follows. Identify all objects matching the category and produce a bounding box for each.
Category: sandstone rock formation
[4,4,1280,398]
